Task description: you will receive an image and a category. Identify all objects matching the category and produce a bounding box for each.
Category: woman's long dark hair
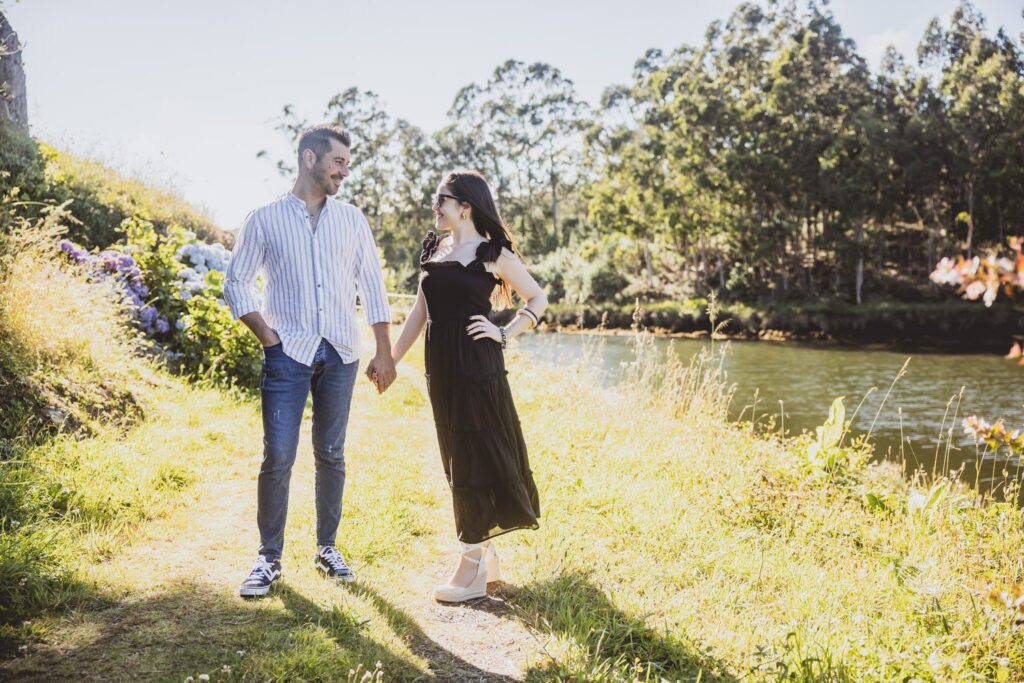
[443,169,520,309]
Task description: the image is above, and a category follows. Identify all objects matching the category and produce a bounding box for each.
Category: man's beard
[315,165,341,196]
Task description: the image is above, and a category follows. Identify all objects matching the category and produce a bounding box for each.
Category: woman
[388,169,547,602]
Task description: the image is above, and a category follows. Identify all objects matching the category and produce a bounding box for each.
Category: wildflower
[198,675,210,682]
[236,650,245,657]
[964,280,986,302]
[18,645,27,654]
[221,665,232,674]
[139,306,158,324]
[929,258,960,286]
[185,677,194,683]
[907,491,927,514]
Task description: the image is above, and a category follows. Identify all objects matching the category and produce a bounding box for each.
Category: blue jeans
[257,338,358,560]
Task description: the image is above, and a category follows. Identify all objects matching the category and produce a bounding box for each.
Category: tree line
[265,1,1024,307]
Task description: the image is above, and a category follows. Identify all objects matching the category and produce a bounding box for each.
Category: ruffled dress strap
[468,238,513,280]
[420,231,443,267]
[473,238,513,265]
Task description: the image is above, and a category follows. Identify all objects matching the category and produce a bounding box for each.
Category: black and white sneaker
[238,555,281,597]
[314,546,356,582]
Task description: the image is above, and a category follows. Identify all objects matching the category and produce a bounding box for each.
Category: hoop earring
[460,213,466,220]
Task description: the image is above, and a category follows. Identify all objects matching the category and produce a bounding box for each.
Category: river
[516,332,1024,490]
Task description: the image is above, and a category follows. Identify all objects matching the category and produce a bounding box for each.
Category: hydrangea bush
[59,219,261,388]
[57,239,170,336]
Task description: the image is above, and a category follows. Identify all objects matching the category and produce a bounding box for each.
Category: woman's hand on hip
[466,315,501,343]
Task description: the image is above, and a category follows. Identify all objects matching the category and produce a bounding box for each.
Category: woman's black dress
[419,231,540,543]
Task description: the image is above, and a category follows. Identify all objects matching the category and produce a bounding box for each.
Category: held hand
[365,352,397,394]
[466,315,501,344]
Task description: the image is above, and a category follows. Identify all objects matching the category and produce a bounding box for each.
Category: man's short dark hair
[297,125,351,167]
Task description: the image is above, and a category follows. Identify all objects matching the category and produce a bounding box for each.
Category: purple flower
[154,318,171,335]
[139,306,158,323]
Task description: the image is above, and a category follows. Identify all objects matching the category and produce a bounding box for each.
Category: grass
[3,319,1023,680]
[2,217,1023,680]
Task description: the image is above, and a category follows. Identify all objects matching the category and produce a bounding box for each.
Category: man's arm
[224,210,277,346]
[354,213,396,392]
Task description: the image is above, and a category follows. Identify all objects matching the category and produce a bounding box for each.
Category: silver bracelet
[500,326,508,349]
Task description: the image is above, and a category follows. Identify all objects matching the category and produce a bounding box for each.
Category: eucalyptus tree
[584,48,690,291]
[442,60,589,251]
[919,3,1024,256]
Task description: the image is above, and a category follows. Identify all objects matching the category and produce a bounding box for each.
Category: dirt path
[2,375,542,681]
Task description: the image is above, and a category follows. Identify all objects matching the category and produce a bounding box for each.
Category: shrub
[0,120,227,249]
[60,219,262,388]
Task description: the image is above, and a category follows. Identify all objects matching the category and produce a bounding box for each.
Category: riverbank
[545,300,1024,351]
[5,327,1024,680]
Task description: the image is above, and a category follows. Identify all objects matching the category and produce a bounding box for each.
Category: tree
[442,60,589,251]
[919,3,1024,256]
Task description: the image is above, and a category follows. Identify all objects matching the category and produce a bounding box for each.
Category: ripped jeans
[256,339,358,560]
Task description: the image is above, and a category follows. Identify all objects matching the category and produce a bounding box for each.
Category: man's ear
[301,148,317,170]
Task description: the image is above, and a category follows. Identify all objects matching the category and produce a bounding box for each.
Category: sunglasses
[433,193,461,208]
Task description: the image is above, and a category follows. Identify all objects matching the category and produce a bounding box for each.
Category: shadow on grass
[491,570,738,683]
[280,581,515,682]
[0,533,117,659]
[1,578,518,682]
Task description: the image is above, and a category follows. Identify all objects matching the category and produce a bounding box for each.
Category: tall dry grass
[0,204,155,440]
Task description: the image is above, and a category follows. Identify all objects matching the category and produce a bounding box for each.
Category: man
[224,124,396,597]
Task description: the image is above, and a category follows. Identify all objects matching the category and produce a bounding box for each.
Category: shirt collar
[285,192,330,218]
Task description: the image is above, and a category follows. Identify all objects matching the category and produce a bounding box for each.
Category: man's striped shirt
[224,192,391,366]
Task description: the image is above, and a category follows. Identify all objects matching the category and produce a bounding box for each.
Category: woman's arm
[390,283,429,364]
[497,249,547,339]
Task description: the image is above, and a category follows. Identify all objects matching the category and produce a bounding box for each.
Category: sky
[5,0,1023,230]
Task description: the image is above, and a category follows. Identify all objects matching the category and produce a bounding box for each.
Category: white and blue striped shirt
[223,192,391,366]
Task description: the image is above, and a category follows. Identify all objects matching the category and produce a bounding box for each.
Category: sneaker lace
[320,546,349,573]
[247,556,275,582]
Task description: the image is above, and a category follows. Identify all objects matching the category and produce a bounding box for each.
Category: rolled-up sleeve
[223,210,264,320]
[354,212,392,326]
